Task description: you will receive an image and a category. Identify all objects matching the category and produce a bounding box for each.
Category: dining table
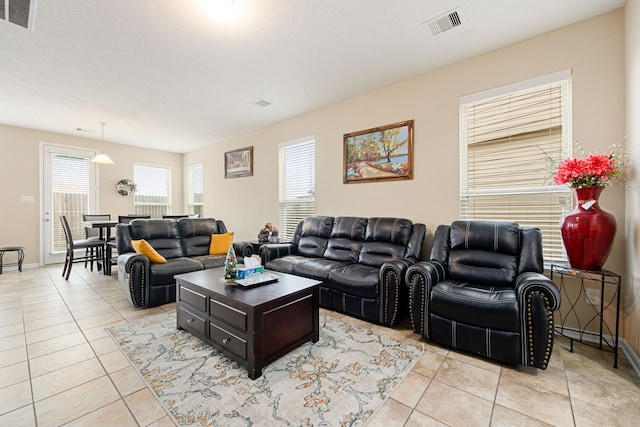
[82,220,119,275]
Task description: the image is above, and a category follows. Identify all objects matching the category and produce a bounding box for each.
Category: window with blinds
[51,154,90,251]
[187,164,204,217]
[460,71,572,264]
[279,137,316,240]
[133,163,171,218]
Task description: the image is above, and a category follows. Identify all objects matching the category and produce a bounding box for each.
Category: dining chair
[118,214,151,224]
[82,213,112,270]
[162,214,188,219]
[60,215,105,280]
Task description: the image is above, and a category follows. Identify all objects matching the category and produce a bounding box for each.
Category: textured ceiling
[0,0,626,153]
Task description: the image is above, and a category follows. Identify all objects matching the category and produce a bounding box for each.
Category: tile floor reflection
[1,266,639,426]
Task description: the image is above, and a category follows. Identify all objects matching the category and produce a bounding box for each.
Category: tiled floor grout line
[24,268,141,426]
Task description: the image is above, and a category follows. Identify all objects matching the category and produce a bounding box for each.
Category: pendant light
[91,122,114,164]
[203,0,237,24]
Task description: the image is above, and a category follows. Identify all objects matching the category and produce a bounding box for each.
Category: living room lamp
[203,0,237,24]
[91,122,114,164]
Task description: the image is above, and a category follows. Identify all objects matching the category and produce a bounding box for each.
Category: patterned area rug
[109,311,423,426]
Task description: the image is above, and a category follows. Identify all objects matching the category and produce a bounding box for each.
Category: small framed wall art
[224,146,254,178]
[343,120,414,183]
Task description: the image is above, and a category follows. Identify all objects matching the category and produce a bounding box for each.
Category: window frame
[132,162,172,218]
[278,136,316,241]
[187,163,204,217]
[459,70,573,265]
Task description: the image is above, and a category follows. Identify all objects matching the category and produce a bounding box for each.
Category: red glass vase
[560,186,616,271]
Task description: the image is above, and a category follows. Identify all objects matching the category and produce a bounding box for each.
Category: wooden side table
[0,246,25,274]
[550,264,621,368]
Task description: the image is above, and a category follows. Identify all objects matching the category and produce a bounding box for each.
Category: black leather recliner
[405,220,560,369]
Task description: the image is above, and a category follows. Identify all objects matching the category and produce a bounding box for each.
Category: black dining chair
[82,214,112,267]
[60,215,105,280]
[162,214,189,219]
[118,214,151,224]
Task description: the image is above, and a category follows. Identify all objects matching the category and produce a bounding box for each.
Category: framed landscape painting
[343,120,414,183]
[224,146,253,178]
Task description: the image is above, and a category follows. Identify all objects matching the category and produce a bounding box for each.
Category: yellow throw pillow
[209,232,234,255]
[131,239,167,264]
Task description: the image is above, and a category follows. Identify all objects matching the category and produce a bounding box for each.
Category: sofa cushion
[293,258,349,280]
[327,264,380,299]
[324,217,366,262]
[429,280,519,332]
[129,219,184,260]
[148,257,204,286]
[192,254,226,270]
[296,216,334,258]
[179,218,223,257]
[359,218,412,267]
[448,221,521,287]
[265,255,309,274]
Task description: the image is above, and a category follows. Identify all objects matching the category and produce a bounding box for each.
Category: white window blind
[279,137,316,240]
[51,154,90,251]
[133,163,171,218]
[460,72,572,264]
[187,164,204,217]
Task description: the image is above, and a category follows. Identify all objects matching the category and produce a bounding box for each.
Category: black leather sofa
[116,218,252,308]
[260,216,427,326]
[405,220,560,369]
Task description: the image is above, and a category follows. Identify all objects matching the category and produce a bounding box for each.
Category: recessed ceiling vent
[250,98,272,108]
[425,9,463,36]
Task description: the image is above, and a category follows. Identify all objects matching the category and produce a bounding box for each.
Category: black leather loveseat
[405,220,560,369]
[116,218,252,308]
[260,216,427,326]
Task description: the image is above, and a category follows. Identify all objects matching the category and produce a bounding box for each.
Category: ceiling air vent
[250,98,272,108]
[425,9,463,36]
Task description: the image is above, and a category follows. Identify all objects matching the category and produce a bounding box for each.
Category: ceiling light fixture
[91,122,115,164]
[203,0,237,24]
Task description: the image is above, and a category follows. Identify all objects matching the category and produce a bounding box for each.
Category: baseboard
[0,263,40,273]
[621,339,640,378]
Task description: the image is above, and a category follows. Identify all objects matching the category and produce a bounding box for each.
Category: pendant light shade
[91,122,115,164]
[91,153,115,164]
[204,0,237,24]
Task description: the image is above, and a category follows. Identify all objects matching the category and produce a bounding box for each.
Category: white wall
[0,124,184,265]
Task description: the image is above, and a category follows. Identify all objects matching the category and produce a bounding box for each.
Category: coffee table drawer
[178,306,206,337]
[210,322,247,359]
[210,299,247,331]
[179,285,207,312]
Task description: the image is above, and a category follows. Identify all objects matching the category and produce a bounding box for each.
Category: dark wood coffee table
[175,267,320,379]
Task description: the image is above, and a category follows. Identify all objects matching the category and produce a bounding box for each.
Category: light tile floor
[1,266,639,426]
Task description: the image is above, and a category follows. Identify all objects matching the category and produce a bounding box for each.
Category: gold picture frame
[343,120,414,183]
[224,146,254,179]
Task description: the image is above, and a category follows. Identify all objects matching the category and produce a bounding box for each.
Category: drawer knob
[187,319,194,323]
[222,338,230,344]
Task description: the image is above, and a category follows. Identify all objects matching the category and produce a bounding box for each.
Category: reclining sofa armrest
[515,271,561,369]
[259,243,297,265]
[117,252,150,308]
[379,257,419,326]
[405,260,449,337]
[233,242,253,258]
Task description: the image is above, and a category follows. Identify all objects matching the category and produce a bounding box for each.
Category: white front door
[41,144,99,265]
